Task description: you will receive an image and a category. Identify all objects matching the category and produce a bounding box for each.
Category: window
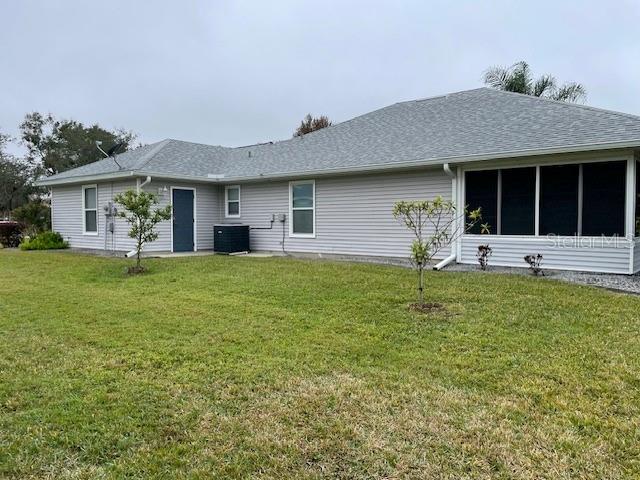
[539,165,579,236]
[501,167,536,235]
[466,162,627,237]
[465,161,627,237]
[582,161,626,236]
[225,185,241,218]
[290,180,315,236]
[82,185,98,234]
[465,170,497,234]
[465,168,536,235]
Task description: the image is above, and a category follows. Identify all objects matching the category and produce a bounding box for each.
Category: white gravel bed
[445,263,640,295]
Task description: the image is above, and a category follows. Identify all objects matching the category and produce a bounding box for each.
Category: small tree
[12,201,51,235]
[393,196,482,306]
[293,114,332,137]
[114,190,172,273]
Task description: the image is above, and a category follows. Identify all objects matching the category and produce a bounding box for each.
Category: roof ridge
[263,98,415,147]
[165,138,230,149]
[394,87,489,105]
[270,88,492,147]
[484,88,640,122]
[131,139,173,171]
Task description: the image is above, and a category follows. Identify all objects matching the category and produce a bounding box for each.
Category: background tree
[12,201,51,235]
[20,112,136,175]
[0,131,32,217]
[293,114,332,137]
[114,190,172,274]
[393,197,483,308]
[484,61,586,103]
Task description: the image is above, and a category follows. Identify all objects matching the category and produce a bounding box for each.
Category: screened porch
[456,153,639,274]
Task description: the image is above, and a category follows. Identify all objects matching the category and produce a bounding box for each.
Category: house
[35,88,640,274]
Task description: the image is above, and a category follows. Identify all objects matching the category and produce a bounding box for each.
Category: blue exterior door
[172,189,194,252]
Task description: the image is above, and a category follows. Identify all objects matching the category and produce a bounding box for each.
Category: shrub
[392,196,482,306]
[0,221,22,247]
[477,244,492,270]
[524,254,544,276]
[12,201,51,235]
[20,231,68,250]
[114,190,172,273]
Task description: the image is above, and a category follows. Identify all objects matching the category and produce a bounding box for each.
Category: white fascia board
[35,170,138,187]
[35,171,227,187]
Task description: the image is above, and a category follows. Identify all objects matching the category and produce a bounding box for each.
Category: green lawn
[1,250,639,479]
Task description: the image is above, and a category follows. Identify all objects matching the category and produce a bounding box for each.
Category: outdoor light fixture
[158,185,168,196]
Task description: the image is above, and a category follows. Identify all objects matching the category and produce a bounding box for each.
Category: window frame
[462,159,629,238]
[500,167,537,236]
[82,184,98,235]
[224,185,241,218]
[289,179,316,238]
[464,169,499,235]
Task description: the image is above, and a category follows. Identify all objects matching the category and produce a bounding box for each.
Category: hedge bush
[20,231,68,251]
[12,202,51,235]
[0,221,23,247]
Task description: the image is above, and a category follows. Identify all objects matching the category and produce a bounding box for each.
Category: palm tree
[484,61,586,103]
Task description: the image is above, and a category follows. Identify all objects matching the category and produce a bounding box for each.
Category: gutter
[34,170,139,187]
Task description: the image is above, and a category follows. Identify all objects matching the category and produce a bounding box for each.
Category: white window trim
[225,185,241,218]
[289,179,316,238]
[82,184,98,235]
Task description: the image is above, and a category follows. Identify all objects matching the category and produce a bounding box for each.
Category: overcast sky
[2,0,639,154]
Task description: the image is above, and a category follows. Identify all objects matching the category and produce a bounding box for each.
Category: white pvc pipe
[433,253,457,271]
[435,163,459,271]
[443,162,455,178]
[137,176,152,193]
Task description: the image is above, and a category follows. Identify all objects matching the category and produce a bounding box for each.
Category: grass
[1,250,639,479]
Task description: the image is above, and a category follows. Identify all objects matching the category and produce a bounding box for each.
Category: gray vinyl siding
[52,181,139,251]
[52,180,218,252]
[50,164,635,274]
[142,181,218,251]
[218,169,452,259]
[460,235,633,274]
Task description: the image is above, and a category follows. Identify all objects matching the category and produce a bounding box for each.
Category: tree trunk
[417,262,424,304]
[136,233,142,269]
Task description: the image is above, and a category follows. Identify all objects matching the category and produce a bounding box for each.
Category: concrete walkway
[63,248,282,259]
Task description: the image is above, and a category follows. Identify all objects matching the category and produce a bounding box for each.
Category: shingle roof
[39,88,640,185]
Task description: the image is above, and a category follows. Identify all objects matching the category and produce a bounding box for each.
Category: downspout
[126,176,153,257]
[433,163,458,271]
[137,176,152,193]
